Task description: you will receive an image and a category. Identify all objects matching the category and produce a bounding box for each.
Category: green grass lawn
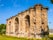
[0,35,17,40]
[0,35,29,40]
[49,34,53,40]
[0,35,53,40]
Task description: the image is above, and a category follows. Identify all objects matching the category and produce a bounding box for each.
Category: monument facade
[6,4,49,38]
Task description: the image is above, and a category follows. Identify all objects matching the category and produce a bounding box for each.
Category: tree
[51,0,53,4]
[0,24,6,34]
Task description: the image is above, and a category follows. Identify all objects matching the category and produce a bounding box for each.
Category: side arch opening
[15,17,19,34]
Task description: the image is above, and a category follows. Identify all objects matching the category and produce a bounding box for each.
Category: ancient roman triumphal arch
[6,4,49,38]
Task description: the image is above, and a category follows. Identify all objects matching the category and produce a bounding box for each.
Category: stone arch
[15,17,19,34]
[25,15,30,32]
[25,15,30,26]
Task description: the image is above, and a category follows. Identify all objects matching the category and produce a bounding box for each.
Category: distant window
[42,22,44,24]
[34,22,36,24]
[9,21,11,23]
[9,21,11,26]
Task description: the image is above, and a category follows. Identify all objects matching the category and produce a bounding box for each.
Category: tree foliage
[51,0,53,4]
[0,24,6,34]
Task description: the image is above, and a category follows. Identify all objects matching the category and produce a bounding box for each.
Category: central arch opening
[25,15,30,26]
[15,17,19,34]
[25,15,30,32]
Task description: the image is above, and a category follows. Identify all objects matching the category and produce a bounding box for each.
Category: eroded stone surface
[6,4,49,38]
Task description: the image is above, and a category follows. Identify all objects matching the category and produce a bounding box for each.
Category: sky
[0,0,53,29]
